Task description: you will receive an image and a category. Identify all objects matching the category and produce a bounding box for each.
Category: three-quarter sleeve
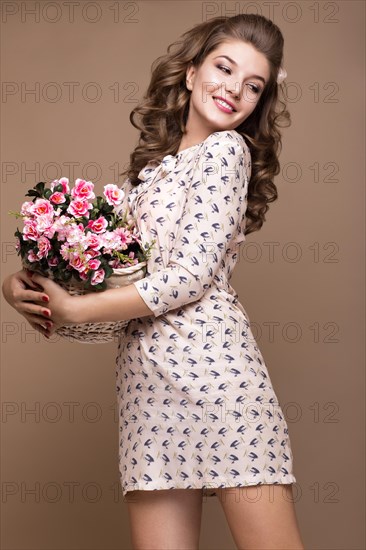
[133,131,251,317]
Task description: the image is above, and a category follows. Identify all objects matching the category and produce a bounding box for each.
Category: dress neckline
[163,140,202,161]
[175,140,203,157]
[138,130,244,181]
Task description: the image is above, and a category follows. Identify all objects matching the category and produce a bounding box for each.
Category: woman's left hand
[30,272,78,336]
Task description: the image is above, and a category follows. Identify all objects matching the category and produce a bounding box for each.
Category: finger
[46,324,58,336]
[20,269,45,290]
[14,286,49,303]
[20,288,50,304]
[30,272,49,288]
[24,312,52,329]
[28,321,51,339]
[17,301,52,320]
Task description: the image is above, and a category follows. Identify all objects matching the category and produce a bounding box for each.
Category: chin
[205,119,232,132]
[210,123,237,133]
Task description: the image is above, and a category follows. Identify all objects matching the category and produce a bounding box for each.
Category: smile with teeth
[213,97,236,112]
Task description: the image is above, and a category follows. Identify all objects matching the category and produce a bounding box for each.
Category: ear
[185,62,195,91]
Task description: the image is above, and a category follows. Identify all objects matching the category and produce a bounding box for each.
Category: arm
[130,131,250,317]
[30,132,250,327]
[27,175,154,327]
[2,177,149,334]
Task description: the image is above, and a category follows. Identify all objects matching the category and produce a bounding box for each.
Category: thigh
[216,483,304,550]
[125,488,203,550]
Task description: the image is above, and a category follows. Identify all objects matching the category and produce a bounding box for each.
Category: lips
[212,96,237,112]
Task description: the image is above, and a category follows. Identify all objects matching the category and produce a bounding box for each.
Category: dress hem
[121,475,297,497]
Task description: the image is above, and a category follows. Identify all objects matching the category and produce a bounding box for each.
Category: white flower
[277,66,287,84]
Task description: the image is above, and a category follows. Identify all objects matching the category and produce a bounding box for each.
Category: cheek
[191,82,213,108]
[242,92,261,111]
[194,70,221,97]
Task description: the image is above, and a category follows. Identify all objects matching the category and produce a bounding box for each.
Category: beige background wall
[1,1,365,549]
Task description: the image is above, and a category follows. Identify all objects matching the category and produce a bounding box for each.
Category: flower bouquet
[10,177,154,344]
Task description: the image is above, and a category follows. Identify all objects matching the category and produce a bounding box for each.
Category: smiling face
[183,39,271,145]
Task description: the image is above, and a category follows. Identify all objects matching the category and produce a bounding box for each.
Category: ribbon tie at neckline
[128,154,179,214]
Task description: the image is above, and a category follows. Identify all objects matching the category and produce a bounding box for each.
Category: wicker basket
[26,262,147,344]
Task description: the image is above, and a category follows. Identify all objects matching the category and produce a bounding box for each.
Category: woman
[2,14,305,550]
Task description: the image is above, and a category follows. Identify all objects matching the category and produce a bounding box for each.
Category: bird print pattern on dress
[115,130,297,497]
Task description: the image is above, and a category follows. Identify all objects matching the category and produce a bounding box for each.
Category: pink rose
[51,177,70,194]
[53,215,71,241]
[31,198,54,217]
[23,220,40,241]
[64,223,86,245]
[36,236,51,259]
[88,258,101,271]
[78,269,89,281]
[100,231,122,253]
[67,199,93,218]
[48,256,59,267]
[69,252,86,272]
[64,223,86,246]
[27,250,38,263]
[35,214,54,235]
[87,216,108,234]
[108,258,121,268]
[49,192,66,204]
[85,232,102,250]
[43,225,57,240]
[85,248,100,260]
[90,268,105,285]
[20,201,35,216]
[60,244,72,261]
[71,178,95,200]
[103,184,124,206]
[114,227,133,248]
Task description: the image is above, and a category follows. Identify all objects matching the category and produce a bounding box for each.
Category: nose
[224,78,241,99]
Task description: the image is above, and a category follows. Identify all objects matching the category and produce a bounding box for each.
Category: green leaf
[34,181,46,195]
[104,264,113,278]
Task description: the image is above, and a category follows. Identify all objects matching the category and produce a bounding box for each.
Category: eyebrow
[213,55,267,85]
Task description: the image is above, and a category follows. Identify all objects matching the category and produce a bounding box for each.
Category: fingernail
[42,296,49,302]
[42,310,50,317]
[45,321,52,328]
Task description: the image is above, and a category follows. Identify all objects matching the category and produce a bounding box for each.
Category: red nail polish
[43,310,50,317]
[45,322,52,328]
[42,296,49,302]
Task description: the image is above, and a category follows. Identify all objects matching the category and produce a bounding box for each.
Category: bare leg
[216,483,305,549]
[125,488,203,550]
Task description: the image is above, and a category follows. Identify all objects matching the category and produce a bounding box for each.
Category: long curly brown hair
[120,14,290,236]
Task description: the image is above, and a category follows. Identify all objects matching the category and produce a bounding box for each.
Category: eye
[216,64,231,75]
[247,84,261,95]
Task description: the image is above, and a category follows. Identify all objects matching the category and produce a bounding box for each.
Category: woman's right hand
[2,269,52,337]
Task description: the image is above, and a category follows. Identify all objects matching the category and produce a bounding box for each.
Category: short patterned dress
[115,129,297,497]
